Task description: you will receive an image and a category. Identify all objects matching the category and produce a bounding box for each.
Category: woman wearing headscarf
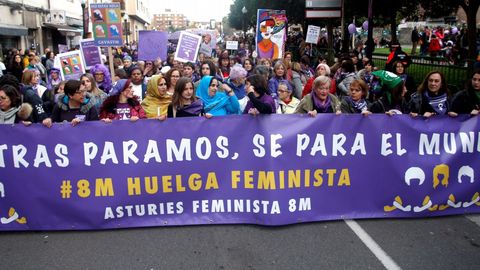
[196,75,240,116]
[141,75,172,119]
[409,70,453,118]
[46,68,62,91]
[90,64,113,94]
[295,75,341,116]
[369,70,409,115]
[0,84,32,124]
[451,69,480,116]
[340,79,371,115]
[167,77,204,118]
[99,79,146,122]
[243,74,276,115]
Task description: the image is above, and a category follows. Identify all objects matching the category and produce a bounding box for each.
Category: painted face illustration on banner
[260,19,275,40]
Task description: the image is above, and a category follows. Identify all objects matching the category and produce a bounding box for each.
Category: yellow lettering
[188,173,202,191]
[313,169,323,187]
[258,171,276,190]
[176,175,186,192]
[244,170,254,188]
[278,170,285,189]
[127,177,141,195]
[205,172,219,190]
[95,178,114,197]
[327,169,337,186]
[162,175,173,193]
[144,176,158,194]
[338,169,351,186]
[304,169,311,187]
[231,170,240,189]
[288,170,301,188]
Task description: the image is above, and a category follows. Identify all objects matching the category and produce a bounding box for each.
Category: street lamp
[123,13,129,45]
[241,6,247,38]
[81,0,87,39]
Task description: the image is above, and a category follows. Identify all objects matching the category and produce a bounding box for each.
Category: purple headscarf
[90,64,112,94]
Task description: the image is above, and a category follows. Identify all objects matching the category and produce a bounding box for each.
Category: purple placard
[138,31,168,61]
[80,39,102,69]
[174,31,201,63]
[58,44,69,53]
[1,114,479,231]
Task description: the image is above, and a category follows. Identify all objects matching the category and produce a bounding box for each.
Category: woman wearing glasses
[99,79,146,122]
[43,80,99,127]
[90,64,113,94]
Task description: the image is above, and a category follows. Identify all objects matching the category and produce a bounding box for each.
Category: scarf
[0,107,20,124]
[312,92,331,113]
[196,76,231,114]
[141,75,173,118]
[178,99,203,116]
[345,96,368,113]
[424,91,448,115]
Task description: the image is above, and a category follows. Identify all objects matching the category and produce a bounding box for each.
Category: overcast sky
[152,0,234,22]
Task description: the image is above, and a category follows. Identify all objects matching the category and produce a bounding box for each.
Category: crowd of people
[0,32,479,127]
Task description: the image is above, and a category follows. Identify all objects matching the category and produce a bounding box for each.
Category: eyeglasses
[75,90,87,94]
[277,89,289,93]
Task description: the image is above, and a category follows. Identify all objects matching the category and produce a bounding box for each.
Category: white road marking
[345,220,402,270]
[466,214,480,227]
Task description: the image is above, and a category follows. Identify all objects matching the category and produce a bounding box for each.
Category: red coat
[429,38,441,53]
[302,77,336,97]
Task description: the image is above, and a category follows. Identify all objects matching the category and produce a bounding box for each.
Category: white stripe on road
[466,214,480,227]
[345,220,402,270]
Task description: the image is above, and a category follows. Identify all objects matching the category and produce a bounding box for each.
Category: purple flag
[138,31,168,62]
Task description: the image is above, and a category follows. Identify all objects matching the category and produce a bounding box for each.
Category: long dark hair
[466,69,480,92]
[171,77,196,107]
[246,74,269,95]
[417,70,450,96]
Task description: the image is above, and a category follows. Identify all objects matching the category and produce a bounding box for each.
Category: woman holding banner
[99,79,146,122]
[141,75,172,119]
[295,76,341,116]
[196,75,240,116]
[167,77,206,118]
[409,71,453,118]
[451,70,480,116]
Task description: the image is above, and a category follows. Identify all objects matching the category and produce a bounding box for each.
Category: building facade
[152,9,188,32]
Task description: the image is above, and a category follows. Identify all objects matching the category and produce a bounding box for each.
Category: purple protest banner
[138,31,168,62]
[1,114,479,231]
[174,31,201,63]
[80,38,102,69]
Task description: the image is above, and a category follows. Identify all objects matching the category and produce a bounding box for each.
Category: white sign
[306,10,341,18]
[306,25,321,44]
[306,0,342,8]
[226,41,239,50]
[46,10,67,25]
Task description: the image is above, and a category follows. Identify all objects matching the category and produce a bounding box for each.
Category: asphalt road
[1,215,479,270]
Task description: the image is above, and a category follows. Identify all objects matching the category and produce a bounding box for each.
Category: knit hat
[229,64,247,80]
[123,55,132,62]
[109,79,131,96]
[372,70,402,89]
